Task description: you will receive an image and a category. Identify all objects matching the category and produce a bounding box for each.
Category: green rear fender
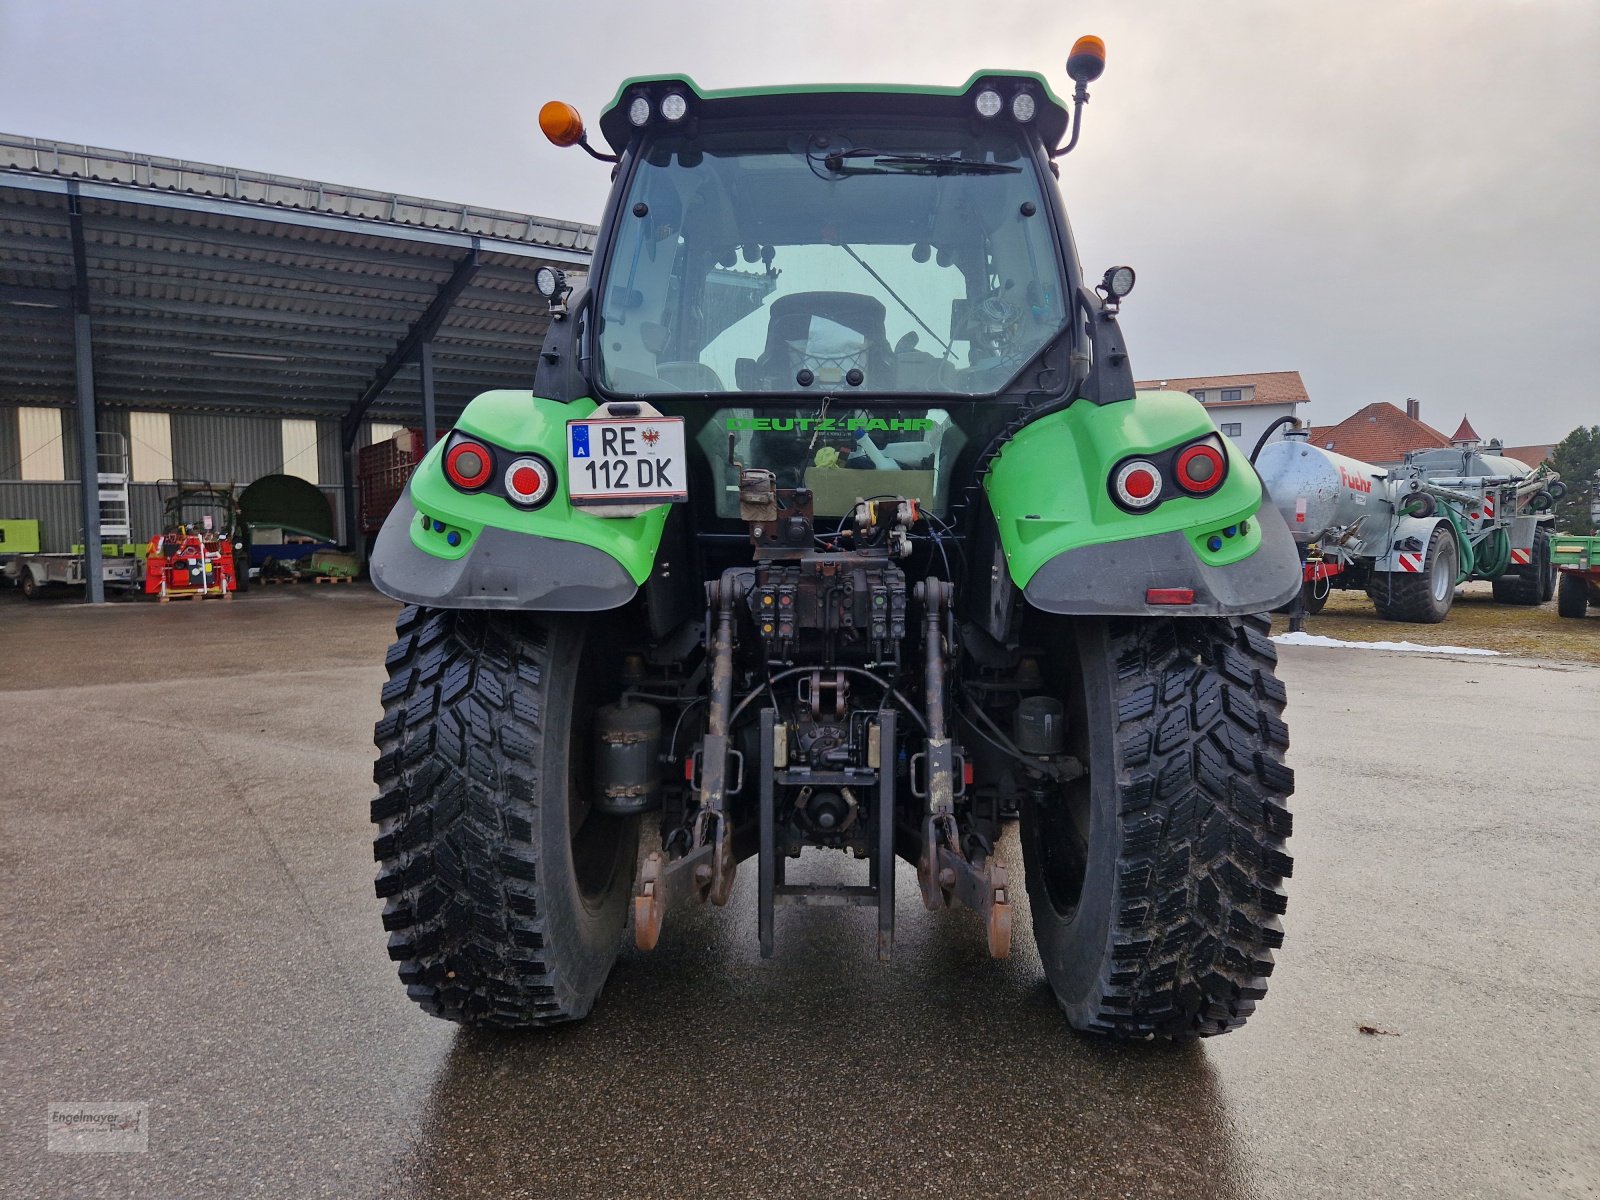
[983,391,1301,616]
[368,390,669,611]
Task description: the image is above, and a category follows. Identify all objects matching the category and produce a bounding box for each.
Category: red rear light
[445,440,493,490]
[1175,441,1227,494]
[1146,588,1196,605]
[1112,460,1163,509]
[503,456,555,508]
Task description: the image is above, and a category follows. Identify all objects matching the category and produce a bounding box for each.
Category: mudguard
[1373,513,1460,576]
[369,390,668,611]
[983,391,1300,616]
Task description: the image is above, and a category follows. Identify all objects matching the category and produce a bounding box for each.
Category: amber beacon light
[1054,35,1107,157]
[1067,35,1106,84]
[539,101,586,148]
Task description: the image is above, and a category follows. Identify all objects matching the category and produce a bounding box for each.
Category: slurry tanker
[1257,430,1562,622]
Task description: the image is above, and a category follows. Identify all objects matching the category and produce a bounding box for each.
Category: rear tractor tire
[1021,614,1293,1040]
[1367,525,1457,623]
[371,606,639,1026]
[1557,572,1590,619]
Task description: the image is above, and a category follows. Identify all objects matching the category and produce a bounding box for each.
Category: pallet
[260,575,300,585]
[311,575,357,585]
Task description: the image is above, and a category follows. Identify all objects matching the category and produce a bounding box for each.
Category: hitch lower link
[913,579,1011,959]
[634,575,741,951]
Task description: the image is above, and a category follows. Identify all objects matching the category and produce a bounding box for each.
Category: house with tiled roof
[1307,401,1558,469]
[1304,399,1451,466]
[1134,371,1309,455]
[1499,444,1557,468]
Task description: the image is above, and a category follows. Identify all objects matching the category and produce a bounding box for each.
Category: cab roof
[596,72,1070,155]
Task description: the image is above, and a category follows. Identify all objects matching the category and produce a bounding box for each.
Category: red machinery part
[145,530,238,597]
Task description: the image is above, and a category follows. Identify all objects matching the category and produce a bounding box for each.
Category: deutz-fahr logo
[725,417,935,433]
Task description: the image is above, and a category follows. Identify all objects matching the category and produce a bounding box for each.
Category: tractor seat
[740,291,895,391]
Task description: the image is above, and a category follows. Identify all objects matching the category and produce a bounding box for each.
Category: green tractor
[367,38,1302,1040]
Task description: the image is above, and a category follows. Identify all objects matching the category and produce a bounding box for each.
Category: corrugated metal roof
[0,133,597,255]
[0,134,597,422]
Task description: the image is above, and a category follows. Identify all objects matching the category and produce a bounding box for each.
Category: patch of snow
[1272,631,1501,656]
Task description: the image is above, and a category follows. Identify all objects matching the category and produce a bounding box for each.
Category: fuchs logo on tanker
[1338,465,1373,494]
[726,417,935,433]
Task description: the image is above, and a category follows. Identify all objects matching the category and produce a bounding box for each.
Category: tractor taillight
[1146,588,1196,605]
[445,440,493,491]
[1175,439,1227,495]
[504,456,555,508]
[1112,460,1162,509]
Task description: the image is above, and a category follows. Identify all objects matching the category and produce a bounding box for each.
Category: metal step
[758,708,897,961]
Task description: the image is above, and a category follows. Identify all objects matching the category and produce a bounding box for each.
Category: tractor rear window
[596,125,1068,398]
[695,404,969,519]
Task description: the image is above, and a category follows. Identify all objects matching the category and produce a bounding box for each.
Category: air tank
[1255,432,1397,545]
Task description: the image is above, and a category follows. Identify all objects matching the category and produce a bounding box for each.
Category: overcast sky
[3,0,1596,442]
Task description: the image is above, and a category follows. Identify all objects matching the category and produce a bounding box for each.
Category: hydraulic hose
[1250,415,1301,465]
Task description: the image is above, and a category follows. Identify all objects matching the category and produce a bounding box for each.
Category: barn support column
[341,444,360,556]
[68,182,105,604]
[341,243,479,552]
[419,341,438,453]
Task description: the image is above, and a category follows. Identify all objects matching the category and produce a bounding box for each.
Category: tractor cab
[535,73,1087,531]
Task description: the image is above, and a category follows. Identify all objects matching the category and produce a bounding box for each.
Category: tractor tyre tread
[371,605,630,1027]
[1037,615,1293,1041]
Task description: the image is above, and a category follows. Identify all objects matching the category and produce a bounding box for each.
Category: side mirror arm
[1075,286,1135,405]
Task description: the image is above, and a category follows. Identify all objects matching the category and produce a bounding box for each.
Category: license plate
[566,417,688,506]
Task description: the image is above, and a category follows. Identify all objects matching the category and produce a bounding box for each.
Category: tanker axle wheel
[1367,525,1456,623]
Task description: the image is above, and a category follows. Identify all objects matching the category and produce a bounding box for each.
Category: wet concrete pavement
[2,586,1597,1198]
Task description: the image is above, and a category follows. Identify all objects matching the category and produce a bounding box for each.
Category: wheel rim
[1030,644,1094,920]
[564,628,631,908]
[1431,545,1452,602]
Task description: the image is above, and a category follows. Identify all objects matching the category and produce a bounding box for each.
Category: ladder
[95,432,132,542]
